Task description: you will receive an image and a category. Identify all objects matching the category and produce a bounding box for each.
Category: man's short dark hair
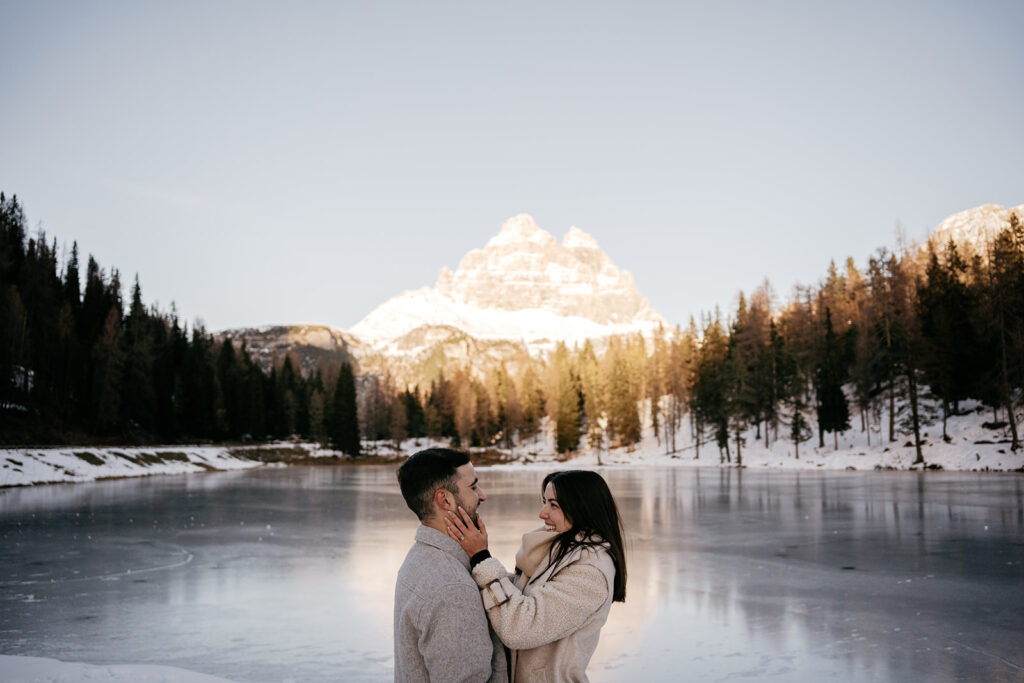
[397,448,470,520]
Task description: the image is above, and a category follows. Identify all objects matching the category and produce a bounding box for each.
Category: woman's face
[539,482,572,533]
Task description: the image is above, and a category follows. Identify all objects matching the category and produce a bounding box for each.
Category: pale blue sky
[2,1,1021,331]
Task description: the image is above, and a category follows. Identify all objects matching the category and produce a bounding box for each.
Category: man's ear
[432,488,452,513]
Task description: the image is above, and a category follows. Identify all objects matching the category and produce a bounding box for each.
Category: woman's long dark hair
[543,470,627,602]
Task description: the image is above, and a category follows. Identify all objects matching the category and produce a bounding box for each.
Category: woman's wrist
[470,549,491,568]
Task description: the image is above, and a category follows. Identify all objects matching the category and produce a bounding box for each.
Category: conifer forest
[3,192,1024,462]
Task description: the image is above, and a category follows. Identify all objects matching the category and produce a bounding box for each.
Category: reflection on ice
[0,467,1021,682]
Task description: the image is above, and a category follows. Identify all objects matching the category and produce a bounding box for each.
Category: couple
[393,448,628,683]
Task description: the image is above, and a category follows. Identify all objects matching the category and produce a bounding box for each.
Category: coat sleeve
[417,581,495,683]
[471,554,610,651]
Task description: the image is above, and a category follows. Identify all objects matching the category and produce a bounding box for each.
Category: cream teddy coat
[471,530,617,683]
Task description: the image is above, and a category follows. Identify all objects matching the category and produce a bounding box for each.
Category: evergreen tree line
[0,193,360,452]
[684,215,1024,465]
[4,191,1023,463]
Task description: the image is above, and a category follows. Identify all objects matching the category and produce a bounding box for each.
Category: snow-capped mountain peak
[563,225,601,249]
[350,214,667,351]
[485,213,557,249]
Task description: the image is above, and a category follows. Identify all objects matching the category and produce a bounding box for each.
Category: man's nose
[478,489,486,501]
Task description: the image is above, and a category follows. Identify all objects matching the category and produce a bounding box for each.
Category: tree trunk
[1006,397,1019,452]
[941,401,949,442]
[865,405,871,447]
[1000,328,1021,451]
[735,428,742,467]
[908,368,924,465]
[693,413,700,460]
[817,411,825,448]
[834,430,838,451]
[888,372,896,443]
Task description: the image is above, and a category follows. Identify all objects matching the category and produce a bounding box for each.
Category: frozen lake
[1,466,1022,682]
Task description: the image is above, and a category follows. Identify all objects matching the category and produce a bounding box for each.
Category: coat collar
[527,531,609,586]
[415,524,471,571]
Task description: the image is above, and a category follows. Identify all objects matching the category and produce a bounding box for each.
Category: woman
[446,470,627,683]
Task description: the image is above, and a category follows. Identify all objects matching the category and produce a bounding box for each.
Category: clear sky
[1,1,1021,332]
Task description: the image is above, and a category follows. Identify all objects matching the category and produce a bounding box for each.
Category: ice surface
[1,466,1021,682]
[0,654,233,682]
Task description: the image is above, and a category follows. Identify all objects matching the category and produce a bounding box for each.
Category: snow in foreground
[0,654,233,683]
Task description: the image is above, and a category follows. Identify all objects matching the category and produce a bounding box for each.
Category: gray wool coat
[394,525,508,683]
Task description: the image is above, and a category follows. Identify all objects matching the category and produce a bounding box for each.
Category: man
[393,448,507,683]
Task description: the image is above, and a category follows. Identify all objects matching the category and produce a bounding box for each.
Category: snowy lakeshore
[3,399,1022,489]
[547,398,1024,474]
[0,443,348,488]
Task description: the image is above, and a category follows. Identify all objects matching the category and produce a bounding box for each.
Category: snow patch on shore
[481,398,1024,473]
[0,443,344,487]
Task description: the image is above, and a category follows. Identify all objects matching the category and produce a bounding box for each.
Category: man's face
[450,462,486,522]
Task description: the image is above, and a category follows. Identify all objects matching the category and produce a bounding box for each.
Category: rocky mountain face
[350,214,667,344]
[438,214,660,324]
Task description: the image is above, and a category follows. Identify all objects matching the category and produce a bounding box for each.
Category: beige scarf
[514,526,557,582]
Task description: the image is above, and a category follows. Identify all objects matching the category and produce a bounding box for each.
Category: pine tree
[918,240,979,440]
[471,380,495,447]
[453,369,475,447]
[577,340,605,457]
[121,276,156,433]
[691,312,732,463]
[603,338,640,448]
[546,342,581,454]
[329,362,360,456]
[662,325,693,455]
[977,218,1024,450]
[787,370,813,460]
[493,364,521,450]
[814,309,851,450]
[517,363,544,442]
[402,387,426,439]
